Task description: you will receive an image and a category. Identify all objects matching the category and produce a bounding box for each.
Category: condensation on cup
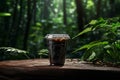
[45,34,70,66]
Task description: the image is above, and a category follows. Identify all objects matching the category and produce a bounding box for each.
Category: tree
[96,0,101,18]
[32,0,37,25]
[41,0,51,20]
[9,0,19,47]
[63,0,67,25]
[75,0,84,32]
[23,0,32,50]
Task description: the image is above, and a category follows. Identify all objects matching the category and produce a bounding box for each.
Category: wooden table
[0,59,119,80]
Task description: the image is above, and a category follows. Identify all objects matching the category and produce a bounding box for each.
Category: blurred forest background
[0,0,120,60]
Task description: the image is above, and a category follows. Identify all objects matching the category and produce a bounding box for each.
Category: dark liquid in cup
[48,38,67,66]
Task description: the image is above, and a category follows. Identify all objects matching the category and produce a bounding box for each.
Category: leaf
[38,49,48,55]
[0,13,11,16]
[36,22,42,26]
[89,20,97,25]
[87,51,96,61]
[0,47,29,60]
[72,27,92,39]
[72,41,108,53]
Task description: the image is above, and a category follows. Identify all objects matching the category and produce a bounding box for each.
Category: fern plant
[0,47,29,60]
[73,17,120,66]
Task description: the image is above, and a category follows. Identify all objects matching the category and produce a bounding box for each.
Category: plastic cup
[45,34,70,66]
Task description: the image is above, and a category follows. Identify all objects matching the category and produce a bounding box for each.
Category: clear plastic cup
[45,34,70,66]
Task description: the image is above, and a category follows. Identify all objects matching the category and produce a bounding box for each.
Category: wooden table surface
[0,59,119,80]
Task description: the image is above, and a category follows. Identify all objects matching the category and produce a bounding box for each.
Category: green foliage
[73,17,120,65]
[86,0,94,9]
[72,27,92,39]
[0,13,11,16]
[0,47,29,60]
[73,41,108,53]
[104,40,120,63]
[38,49,49,58]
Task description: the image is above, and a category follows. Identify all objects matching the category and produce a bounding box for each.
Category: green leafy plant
[38,49,49,58]
[0,47,29,60]
[73,17,120,66]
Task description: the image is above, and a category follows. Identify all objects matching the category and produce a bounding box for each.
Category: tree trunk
[75,0,84,32]
[32,0,37,25]
[42,0,50,20]
[9,0,19,47]
[63,0,67,26]
[96,0,101,18]
[109,0,115,17]
[18,0,23,28]
[23,0,32,50]
[0,0,11,46]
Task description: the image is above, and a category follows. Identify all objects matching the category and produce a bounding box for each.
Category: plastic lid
[45,34,70,41]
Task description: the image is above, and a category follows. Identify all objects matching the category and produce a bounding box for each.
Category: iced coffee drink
[45,34,70,66]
